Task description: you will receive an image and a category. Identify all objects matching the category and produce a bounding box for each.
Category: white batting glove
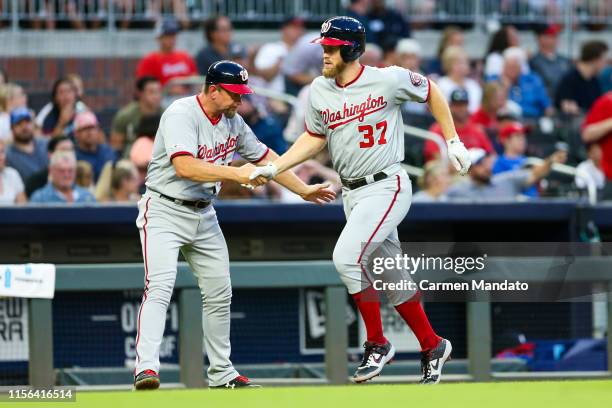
[249,162,278,180]
[447,136,471,176]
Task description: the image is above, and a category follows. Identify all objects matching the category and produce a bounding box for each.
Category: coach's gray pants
[333,169,417,305]
[135,193,238,386]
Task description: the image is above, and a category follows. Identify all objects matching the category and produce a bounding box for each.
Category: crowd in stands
[1,1,611,206]
[11,1,612,31]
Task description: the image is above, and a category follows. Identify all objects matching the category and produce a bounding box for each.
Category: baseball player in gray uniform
[250,17,471,385]
[133,60,335,390]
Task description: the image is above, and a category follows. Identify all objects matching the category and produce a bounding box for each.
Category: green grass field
[12,380,612,408]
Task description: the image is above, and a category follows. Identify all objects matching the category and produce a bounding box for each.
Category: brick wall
[1,57,140,130]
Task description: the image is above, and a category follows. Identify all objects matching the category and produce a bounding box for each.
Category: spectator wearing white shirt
[575,143,606,190]
[281,32,323,95]
[0,140,26,205]
[437,46,482,114]
[485,26,521,79]
[0,83,31,142]
[254,17,305,94]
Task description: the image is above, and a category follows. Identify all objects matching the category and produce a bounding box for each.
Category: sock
[351,285,387,345]
[394,292,440,351]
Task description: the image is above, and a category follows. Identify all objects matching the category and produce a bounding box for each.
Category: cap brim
[11,115,32,125]
[311,37,353,46]
[218,83,253,95]
[157,31,179,37]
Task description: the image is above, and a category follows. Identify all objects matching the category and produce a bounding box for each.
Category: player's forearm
[173,156,242,183]
[273,132,327,174]
[582,118,612,143]
[427,81,458,141]
[259,150,310,195]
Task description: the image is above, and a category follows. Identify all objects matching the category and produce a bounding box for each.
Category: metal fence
[0,1,610,30]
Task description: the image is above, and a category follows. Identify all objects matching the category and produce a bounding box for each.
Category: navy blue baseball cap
[206,60,253,95]
[450,88,469,104]
[155,18,180,37]
[10,107,32,126]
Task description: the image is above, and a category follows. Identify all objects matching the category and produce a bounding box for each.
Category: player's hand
[235,163,265,186]
[249,163,278,182]
[447,136,471,176]
[299,183,336,205]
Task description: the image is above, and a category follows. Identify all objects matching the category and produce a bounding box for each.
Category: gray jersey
[305,65,429,179]
[146,96,269,201]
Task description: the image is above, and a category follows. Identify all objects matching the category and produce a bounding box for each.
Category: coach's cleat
[134,369,160,390]
[210,375,261,389]
[419,338,452,385]
[351,341,396,383]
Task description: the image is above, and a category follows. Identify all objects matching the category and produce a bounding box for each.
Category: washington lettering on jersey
[321,94,388,129]
[198,135,239,162]
[146,96,268,200]
[305,65,430,179]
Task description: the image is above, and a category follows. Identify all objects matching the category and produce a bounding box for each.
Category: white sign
[0,264,56,299]
[0,297,28,361]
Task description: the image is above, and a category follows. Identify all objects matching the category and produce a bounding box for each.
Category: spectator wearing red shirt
[582,91,612,180]
[136,19,197,88]
[470,82,506,131]
[425,88,494,162]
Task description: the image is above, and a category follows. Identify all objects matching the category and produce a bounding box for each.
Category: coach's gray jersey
[305,65,429,179]
[146,96,269,201]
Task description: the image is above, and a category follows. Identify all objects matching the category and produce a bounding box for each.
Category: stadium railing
[403,126,598,203]
[2,0,611,31]
[524,157,599,205]
[24,259,612,388]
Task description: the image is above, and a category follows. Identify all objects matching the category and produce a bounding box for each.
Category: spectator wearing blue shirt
[31,150,95,203]
[492,122,537,197]
[237,97,287,155]
[600,64,612,93]
[495,47,552,119]
[6,107,48,181]
[73,111,116,182]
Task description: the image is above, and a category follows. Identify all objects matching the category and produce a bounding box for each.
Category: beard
[13,131,33,144]
[224,107,237,118]
[322,60,347,78]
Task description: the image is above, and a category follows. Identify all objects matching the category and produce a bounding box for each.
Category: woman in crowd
[412,160,451,202]
[426,26,464,77]
[437,46,482,113]
[0,140,26,204]
[484,25,521,79]
[36,77,88,138]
